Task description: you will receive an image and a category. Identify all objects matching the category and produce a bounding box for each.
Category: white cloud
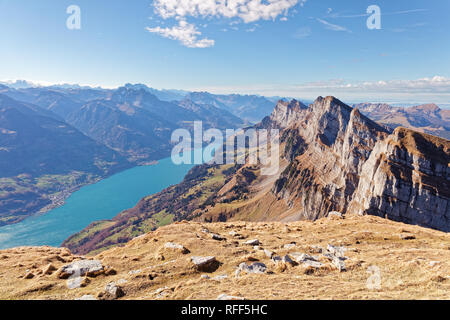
[153,0,304,23]
[190,76,450,105]
[316,18,351,32]
[149,0,307,47]
[146,20,215,48]
[293,26,311,39]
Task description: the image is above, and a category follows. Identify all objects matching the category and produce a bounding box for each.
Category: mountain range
[354,103,450,140]
[0,93,129,225]
[0,83,281,225]
[63,96,450,255]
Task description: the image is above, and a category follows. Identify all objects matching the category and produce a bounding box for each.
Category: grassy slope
[1,215,449,300]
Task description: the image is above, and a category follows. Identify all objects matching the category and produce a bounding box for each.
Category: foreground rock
[190,256,220,272]
[217,294,245,300]
[236,262,267,277]
[58,260,104,279]
[164,242,190,254]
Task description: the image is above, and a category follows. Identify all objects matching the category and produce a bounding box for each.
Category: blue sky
[0,0,449,104]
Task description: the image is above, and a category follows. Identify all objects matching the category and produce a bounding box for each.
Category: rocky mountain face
[354,103,450,140]
[64,96,449,255]
[272,97,390,220]
[349,127,450,231]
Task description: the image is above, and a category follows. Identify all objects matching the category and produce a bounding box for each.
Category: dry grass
[0,215,449,300]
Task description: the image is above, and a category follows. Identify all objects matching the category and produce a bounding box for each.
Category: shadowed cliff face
[64,96,450,255]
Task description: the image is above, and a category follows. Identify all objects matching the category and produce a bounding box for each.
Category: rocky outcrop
[349,127,450,232]
[268,99,308,128]
[273,96,390,220]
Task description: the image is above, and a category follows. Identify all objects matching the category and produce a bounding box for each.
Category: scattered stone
[67,276,90,289]
[290,253,323,268]
[284,243,296,249]
[217,294,245,300]
[309,245,323,254]
[164,242,190,254]
[291,253,317,263]
[264,249,274,258]
[236,262,267,277]
[75,295,97,301]
[332,257,346,272]
[228,231,245,240]
[24,272,35,279]
[58,260,104,279]
[400,234,416,240]
[42,263,57,275]
[154,287,173,299]
[271,255,282,264]
[244,239,260,246]
[211,234,226,241]
[253,246,261,251]
[328,211,344,219]
[302,260,324,268]
[201,228,210,234]
[212,274,228,281]
[190,256,219,272]
[104,267,117,276]
[128,269,142,275]
[201,275,211,280]
[282,255,297,266]
[104,282,125,299]
[327,245,347,258]
[117,279,128,285]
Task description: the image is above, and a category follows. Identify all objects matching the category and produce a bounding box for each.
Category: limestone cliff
[272,96,390,220]
[349,127,450,231]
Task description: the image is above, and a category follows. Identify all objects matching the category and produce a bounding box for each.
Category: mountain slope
[187,92,276,123]
[66,87,245,163]
[3,215,450,300]
[0,94,129,225]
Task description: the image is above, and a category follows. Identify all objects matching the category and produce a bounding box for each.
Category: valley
[0,83,275,226]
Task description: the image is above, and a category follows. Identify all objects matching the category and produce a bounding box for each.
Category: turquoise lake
[0,156,196,250]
